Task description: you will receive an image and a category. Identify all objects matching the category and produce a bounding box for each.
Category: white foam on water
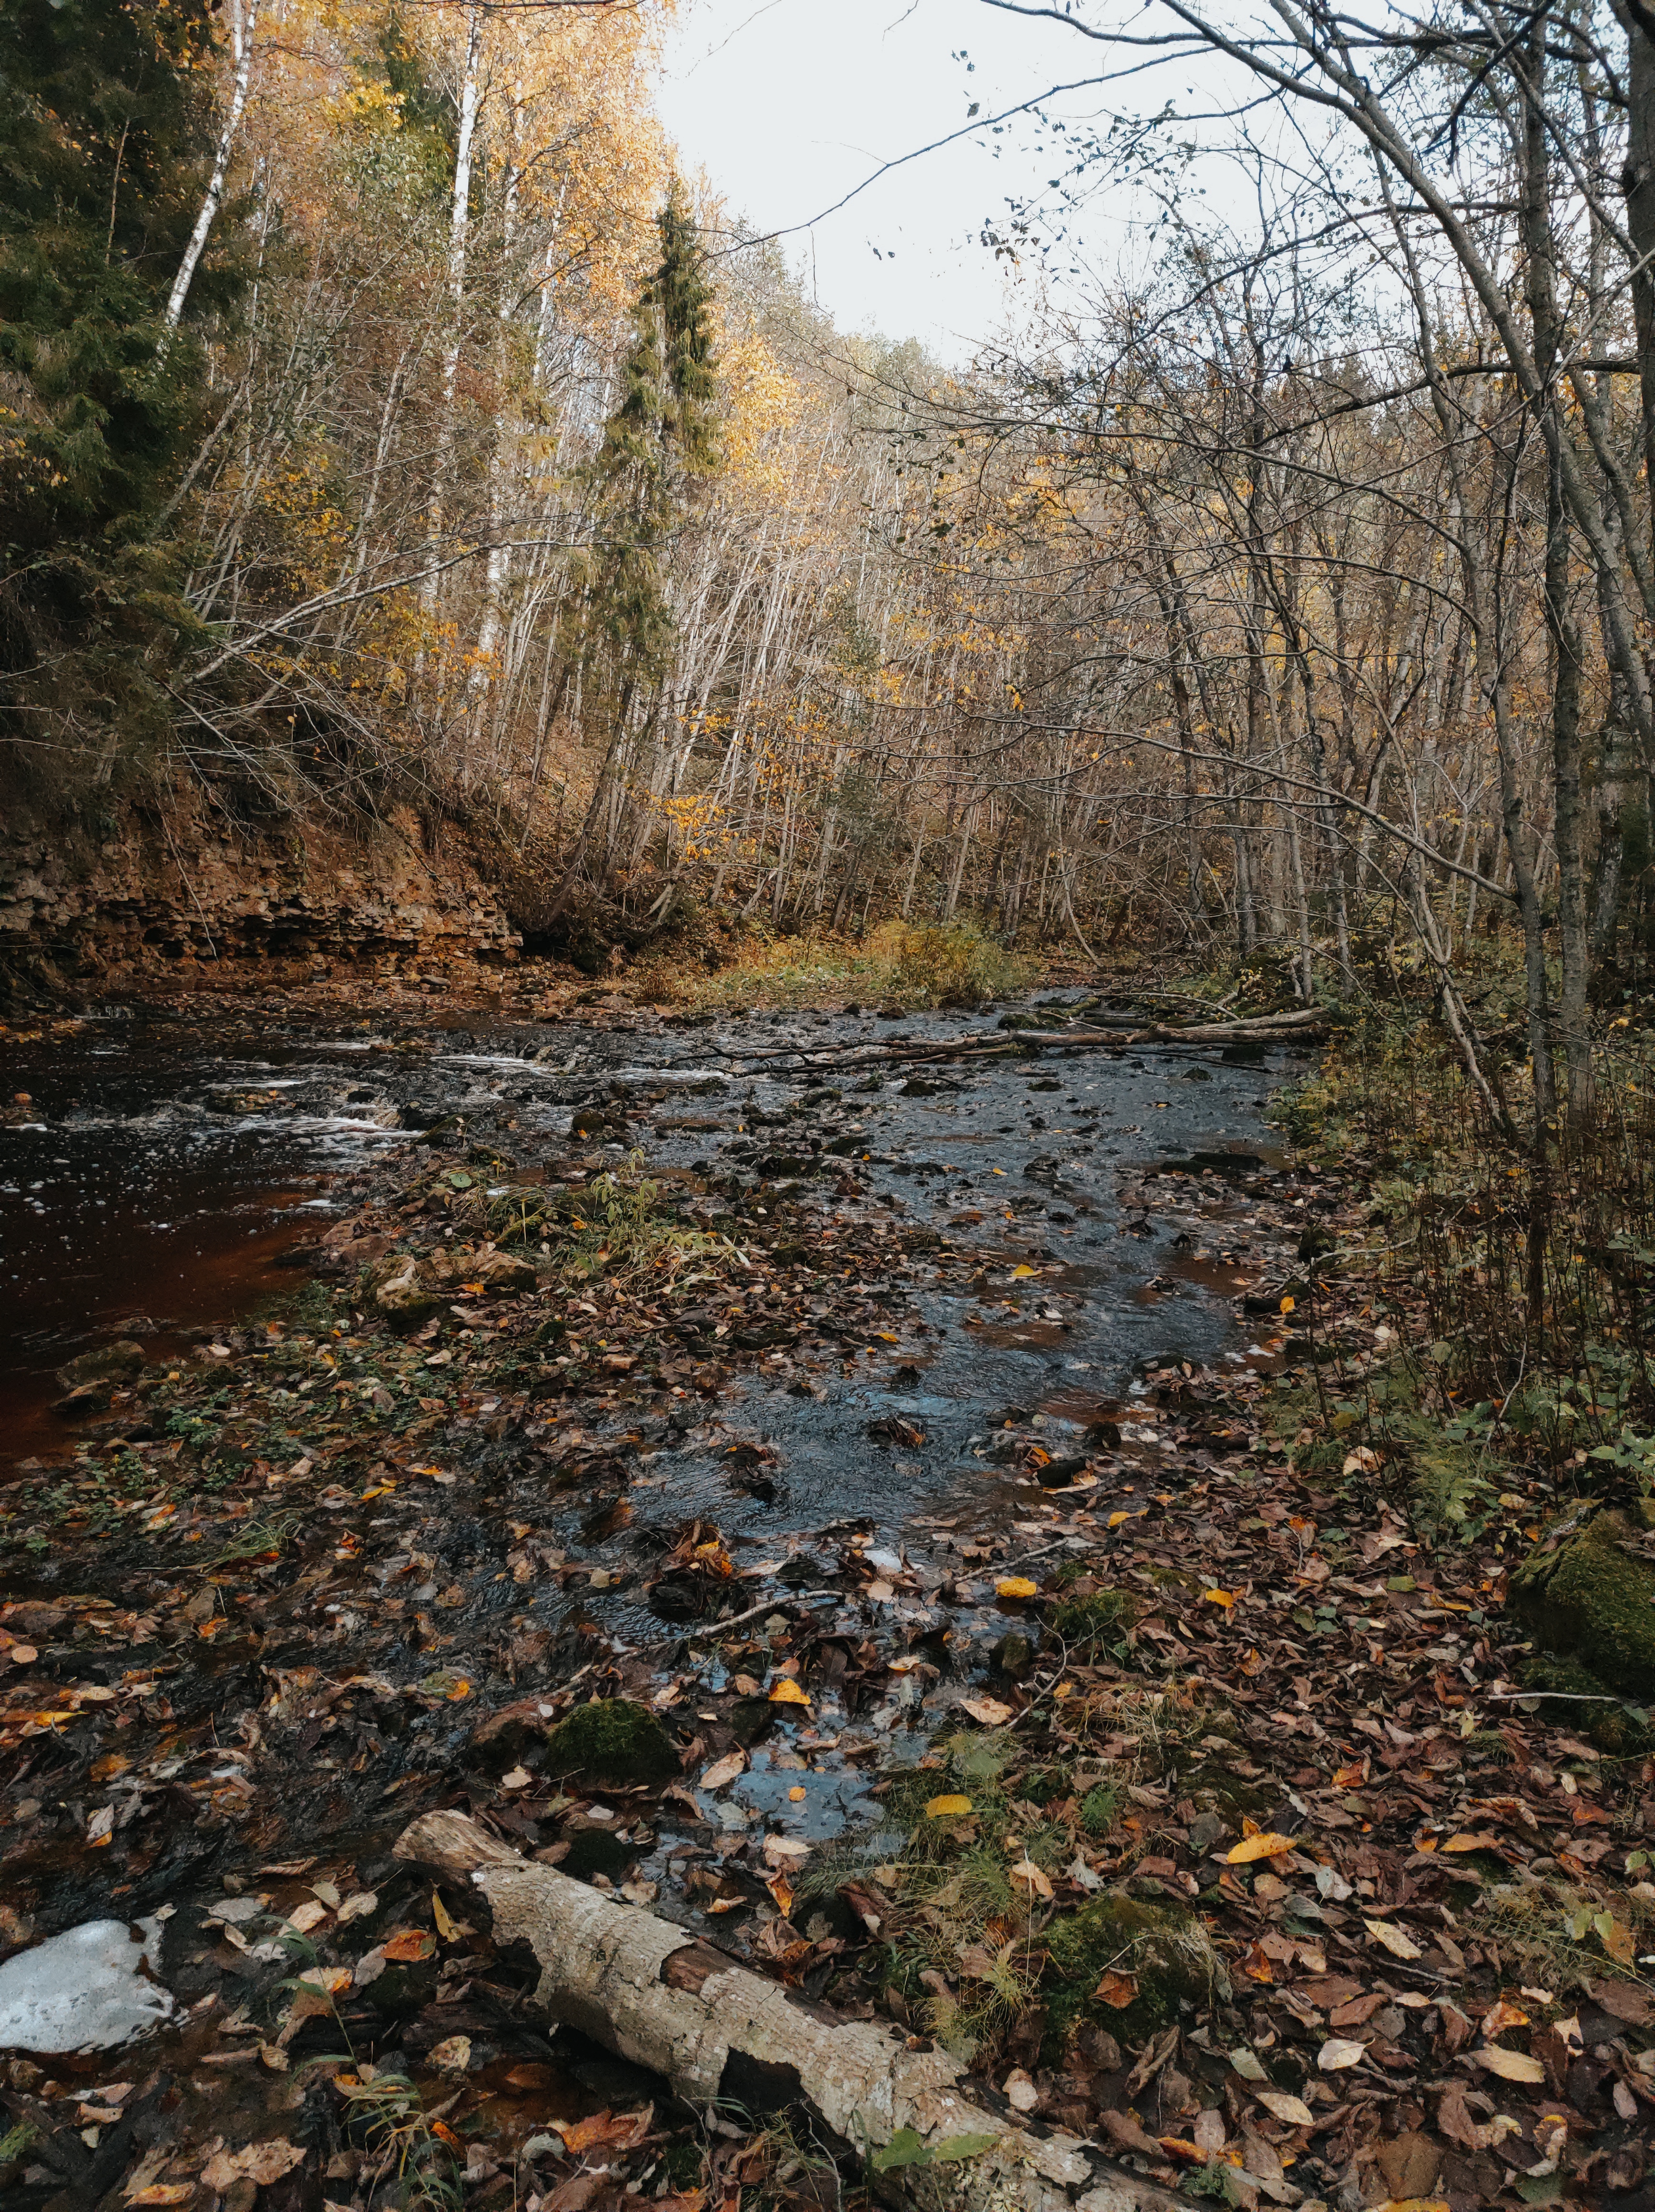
[0,1916,173,2052]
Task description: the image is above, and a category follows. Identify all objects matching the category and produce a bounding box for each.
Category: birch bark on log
[393,1811,1196,2212]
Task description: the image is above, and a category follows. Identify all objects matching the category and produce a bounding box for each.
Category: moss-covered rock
[543,1697,678,1786]
[1515,1652,1655,1755]
[1509,1508,1655,1700]
[56,1340,145,1392]
[1043,1893,1223,2051]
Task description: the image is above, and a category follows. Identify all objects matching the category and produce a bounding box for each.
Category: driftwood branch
[394,1811,1196,2212]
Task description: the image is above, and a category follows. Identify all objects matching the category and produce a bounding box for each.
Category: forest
[15,2,1655,2210]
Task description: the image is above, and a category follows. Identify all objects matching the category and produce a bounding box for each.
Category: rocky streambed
[5,994,1643,2212]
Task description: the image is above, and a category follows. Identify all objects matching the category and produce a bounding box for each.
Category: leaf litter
[0,998,1651,2210]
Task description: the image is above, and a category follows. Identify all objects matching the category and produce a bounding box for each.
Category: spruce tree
[0,0,235,786]
[588,177,721,688]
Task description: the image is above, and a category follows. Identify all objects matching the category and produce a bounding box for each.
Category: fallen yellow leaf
[1479,2047,1546,2083]
[1254,2090,1314,2127]
[1203,1588,1236,1608]
[1227,1833,1299,1864]
[1365,1916,1424,1960]
[1010,1264,1039,1279]
[996,1577,1038,1599]
[768,1679,810,1706]
[925,1794,975,1818]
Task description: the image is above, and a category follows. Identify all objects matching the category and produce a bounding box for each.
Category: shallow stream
[0,995,1292,1502]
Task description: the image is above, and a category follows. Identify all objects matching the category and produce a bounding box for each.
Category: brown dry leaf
[560,2107,654,2154]
[284,1899,329,1936]
[1591,1979,1654,2026]
[1093,1969,1139,2008]
[959,1696,1015,1725]
[431,1888,459,1942]
[1227,1833,1299,1864]
[428,2035,472,2072]
[1597,1911,1637,1966]
[698,1751,746,1792]
[1435,2082,1490,2153]
[1481,1999,1530,2036]
[1099,2110,1161,2156]
[1009,1859,1054,1899]
[1441,1832,1500,1853]
[125,2191,195,2207]
[202,2140,307,2189]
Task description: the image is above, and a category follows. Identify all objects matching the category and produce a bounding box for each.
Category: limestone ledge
[0,802,519,977]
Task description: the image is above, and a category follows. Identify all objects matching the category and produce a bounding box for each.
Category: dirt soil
[2,1003,1654,2212]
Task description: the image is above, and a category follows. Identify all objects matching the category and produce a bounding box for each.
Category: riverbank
[3,1012,1655,2212]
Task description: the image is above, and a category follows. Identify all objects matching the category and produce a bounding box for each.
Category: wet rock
[471,1695,557,1769]
[728,1696,779,1745]
[51,1380,113,1418]
[374,1261,444,1329]
[543,1697,678,1786]
[991,1632,1034,1680]
[55,1339,144,1393]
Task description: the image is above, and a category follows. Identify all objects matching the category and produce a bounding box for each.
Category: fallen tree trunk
[394,1811,1194,2212]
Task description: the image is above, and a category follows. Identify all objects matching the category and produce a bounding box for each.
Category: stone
[473,1247,538,1295]
[1510,1507,1655,1700]
[54,1340,144,1393]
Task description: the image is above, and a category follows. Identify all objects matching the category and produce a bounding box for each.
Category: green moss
[1044,1893,1222,2050]
[1049,1587,1136,1655]
[1510,1509,1655,1701]
[543,1697,678,1786]
[1515,1652,1655,1755]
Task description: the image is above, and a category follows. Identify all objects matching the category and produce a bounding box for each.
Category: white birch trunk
[164,0,258,330]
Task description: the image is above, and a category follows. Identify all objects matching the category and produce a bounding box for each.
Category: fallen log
[715,1015,1325,1081]
[393,1810,1196,2212]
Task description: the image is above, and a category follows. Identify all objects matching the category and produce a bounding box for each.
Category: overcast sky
[654,0,1123,361]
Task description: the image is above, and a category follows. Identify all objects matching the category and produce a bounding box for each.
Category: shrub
[880,921,1025,1008]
